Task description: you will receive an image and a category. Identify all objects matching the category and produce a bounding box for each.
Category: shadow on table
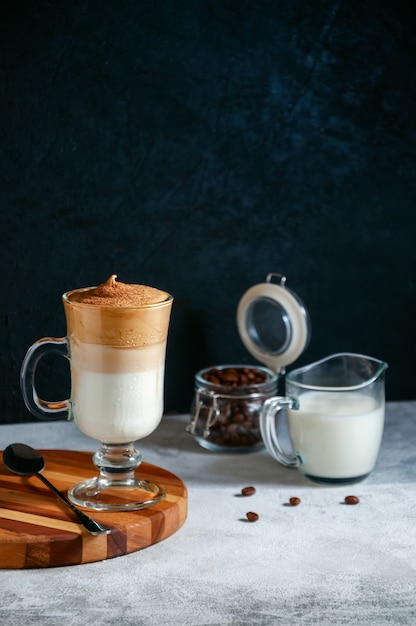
[144,411,416,487]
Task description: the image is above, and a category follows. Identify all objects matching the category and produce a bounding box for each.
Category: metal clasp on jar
[186,389,221,439]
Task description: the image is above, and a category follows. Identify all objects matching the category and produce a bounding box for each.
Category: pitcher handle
[20,337,71,421]
[260,396,300,467]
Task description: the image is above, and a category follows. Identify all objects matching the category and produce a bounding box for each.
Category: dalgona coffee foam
[63,275,173,346]
[68,274,169,307]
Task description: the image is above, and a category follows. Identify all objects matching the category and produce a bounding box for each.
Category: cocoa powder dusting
[70,275,169,307]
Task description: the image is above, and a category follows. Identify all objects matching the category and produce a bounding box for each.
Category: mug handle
[260,396,300,467]
[20,338,71,421]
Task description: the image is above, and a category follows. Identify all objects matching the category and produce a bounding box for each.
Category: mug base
[302,472,371,486]
[68,476,166,511]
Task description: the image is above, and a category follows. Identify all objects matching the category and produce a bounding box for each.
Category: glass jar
[186,364,278,452]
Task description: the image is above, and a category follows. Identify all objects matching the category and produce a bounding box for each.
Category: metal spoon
[3,443,111,536]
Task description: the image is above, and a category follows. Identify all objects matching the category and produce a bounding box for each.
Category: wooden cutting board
[0,450,187,569]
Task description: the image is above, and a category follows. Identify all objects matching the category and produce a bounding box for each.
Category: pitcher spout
[286,352,388,391]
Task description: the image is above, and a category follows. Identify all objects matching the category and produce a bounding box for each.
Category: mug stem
[67,442,166,511]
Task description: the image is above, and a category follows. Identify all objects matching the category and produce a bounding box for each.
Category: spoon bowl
[3,443,111,536]
[3,443,45,475]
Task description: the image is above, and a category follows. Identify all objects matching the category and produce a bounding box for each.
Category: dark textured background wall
[1,0,415,424]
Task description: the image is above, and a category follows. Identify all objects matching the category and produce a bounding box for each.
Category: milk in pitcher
[288,391,384,480]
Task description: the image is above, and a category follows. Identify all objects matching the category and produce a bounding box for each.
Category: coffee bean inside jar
[186,365,278,452]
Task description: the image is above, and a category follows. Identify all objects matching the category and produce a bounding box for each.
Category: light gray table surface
[0,402,415,626]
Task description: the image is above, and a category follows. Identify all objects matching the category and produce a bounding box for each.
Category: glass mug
[20,281,173,511]
[260,353,388,485]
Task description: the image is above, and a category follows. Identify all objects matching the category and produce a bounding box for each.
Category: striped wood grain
[0,450,187,569]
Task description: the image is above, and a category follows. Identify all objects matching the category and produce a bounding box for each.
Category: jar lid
[236,273,311,374]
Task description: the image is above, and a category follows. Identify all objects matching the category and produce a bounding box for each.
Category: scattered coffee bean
[289,497,301,506]
[344,495,360,505]
[241,486,256,497]
[246,511,259,522]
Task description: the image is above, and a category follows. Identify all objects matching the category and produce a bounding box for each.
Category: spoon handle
[35,472,111,535]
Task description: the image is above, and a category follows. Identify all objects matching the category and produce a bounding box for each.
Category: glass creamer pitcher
[260,353,388,485]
